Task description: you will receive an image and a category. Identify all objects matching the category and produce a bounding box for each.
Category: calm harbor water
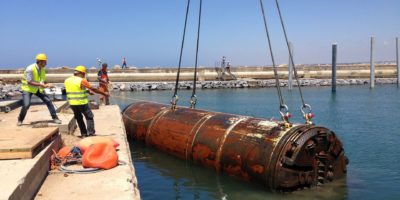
[113,85,400,200]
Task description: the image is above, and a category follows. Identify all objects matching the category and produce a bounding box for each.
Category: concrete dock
[0,101,140,200]
[0,101,71,199]
[36,105,140,200]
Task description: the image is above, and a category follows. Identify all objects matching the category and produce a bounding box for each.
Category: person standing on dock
[121,57,127,69]
[64,65,110,137]
[17,53,61,126]
[97,63,110,105]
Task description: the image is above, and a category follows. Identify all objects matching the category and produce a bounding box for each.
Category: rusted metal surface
[122,101,348,191]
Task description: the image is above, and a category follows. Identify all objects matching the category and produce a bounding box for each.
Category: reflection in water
[130,141,348,200]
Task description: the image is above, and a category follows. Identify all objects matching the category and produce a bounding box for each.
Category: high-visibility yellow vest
[21,64,46,93]
[64,76,89,105]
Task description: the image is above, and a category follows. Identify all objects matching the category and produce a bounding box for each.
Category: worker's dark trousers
[70,104,95,136]
[18,91,57,122]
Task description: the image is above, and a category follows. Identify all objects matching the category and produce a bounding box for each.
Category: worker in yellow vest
[17,54,61,126]
[64,65,109,137]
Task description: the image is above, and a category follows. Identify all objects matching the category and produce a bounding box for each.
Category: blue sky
[0,0,399,69]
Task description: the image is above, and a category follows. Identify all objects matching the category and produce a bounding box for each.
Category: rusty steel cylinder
[122,101,348,191]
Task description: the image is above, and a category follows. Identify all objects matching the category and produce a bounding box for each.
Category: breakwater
[1,78,398,99]
[0,64,397,82]
[1,64,398,98]
[109,78,397,91]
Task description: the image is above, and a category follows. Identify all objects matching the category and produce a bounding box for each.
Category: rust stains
[123,102,348,191]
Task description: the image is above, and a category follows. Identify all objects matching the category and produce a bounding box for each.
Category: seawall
[1,64,398,98]
[0,64,398,83]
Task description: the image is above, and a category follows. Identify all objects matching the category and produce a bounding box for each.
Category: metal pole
[396,37,399,87]
[370,37,375,88]
[288,42,293,90]
[332,43,337,92]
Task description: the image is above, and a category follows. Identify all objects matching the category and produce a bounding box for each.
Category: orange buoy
[76,136,120,153]
[82,143,118,170]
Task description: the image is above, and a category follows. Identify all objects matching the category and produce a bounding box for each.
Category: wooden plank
[0,151,32,160]
[0,127,58,159]
[54,101,69,113]
[8,135,62,200]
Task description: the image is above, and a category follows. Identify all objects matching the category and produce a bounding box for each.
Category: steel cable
[190,0,203,109]
[259,0,287,113]
[171,0,191,108]
[275,0,307,109]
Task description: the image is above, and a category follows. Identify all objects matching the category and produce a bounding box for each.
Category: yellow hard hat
[74,65,86,74]
[36,53,47,61]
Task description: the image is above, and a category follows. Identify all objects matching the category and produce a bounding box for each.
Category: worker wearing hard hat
[64,65,110,137]
[97,63,110,105]
[17,54,61,126]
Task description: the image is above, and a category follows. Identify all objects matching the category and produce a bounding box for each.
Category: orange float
[76,136,119,153]
[82,143,119,169]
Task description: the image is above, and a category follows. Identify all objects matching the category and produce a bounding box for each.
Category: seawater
[113,85,400,200]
